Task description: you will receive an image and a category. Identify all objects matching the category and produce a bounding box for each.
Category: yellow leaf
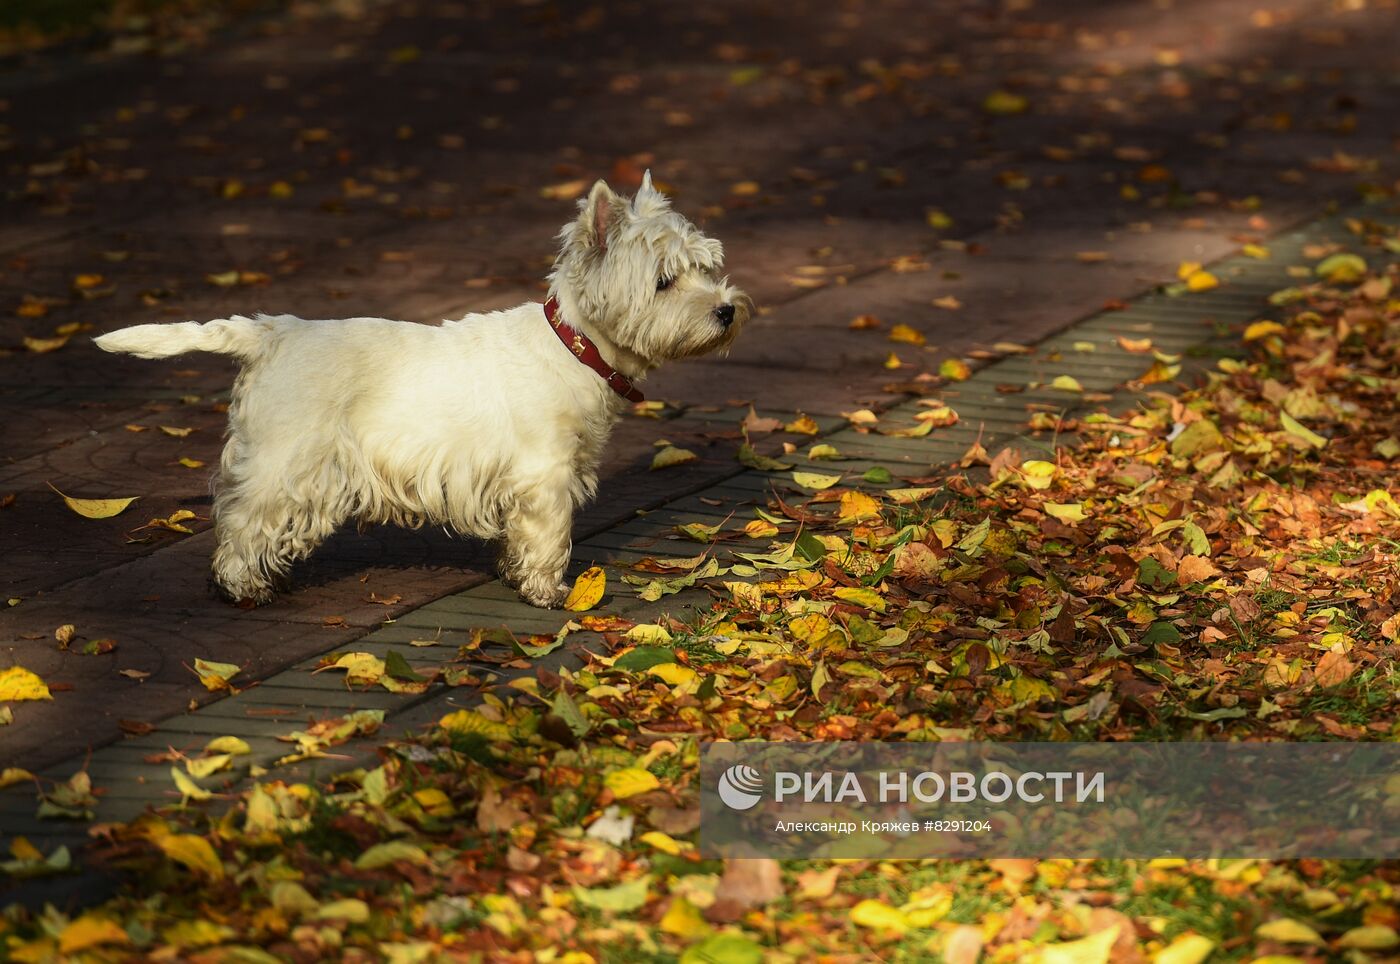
[886,420,933,438]
[648,663,698,686]
[639,831,686,855]
[982,90,1028,114]
[23,335,69,354]
[314,898,370,922]
[1051,375,1083,393]
[170,767,213,804]
[1279,411,1327,449]
[793,471,841,490]
[193,658,240,692]
[785,414,820,435]
[58,915,130,954]
[837,491,881,524]
[178,457,206,469]
[1314,252,1367,284]
[564,566,606,611]
[914,405,958,427]
[939,358,971,381]
[808,443,841,460]
[925,209,954,229]
[415,787,454,817]
[850,899,910,934]
[1364,489,1400,518]
[438,709,512,741]
[539,179,589,200]
[1185,269,1219,291]
[604,767,660,799]
[0,767,36,789]
[1117,336,1153,353]
[889,324,925,345]
[626,623,674,644]
[155,833,224,879]
[204,736,251,756]
[47,483,137,519]
[0,667,51,702]
[1020,460,1057,490]
[1044,502,1087,524]
[832,586,886,612]
[650,445,698,470]
[659,897,710,939]
[330,652,384,685]
[889,486,937,503]
[743,519,779,538]
[1254,919,1325,946]
[161,918,235,949]
[1242,243,1270,259]
[1154,934,1215,964]
[884,351,903,369]
[9,836,43,861]
[1244,320,1286,341]
[1338,925,1399,950]
[1136,359,1181,384]
[159,425,194,437]
[1036,925,1119,964]
[355,840,430,869]
[185,754,232,779]
[1177,261,1203,280]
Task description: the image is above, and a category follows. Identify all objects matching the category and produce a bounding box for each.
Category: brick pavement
[2,0,1399,790]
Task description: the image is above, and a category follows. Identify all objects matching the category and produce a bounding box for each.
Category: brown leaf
[989,858,1036,891]
[1314,650,1356,688]
[705,858,783,921]
[944,925,985,964]
[476,785,529,832]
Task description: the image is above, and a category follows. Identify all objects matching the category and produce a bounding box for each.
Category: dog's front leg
[500,474,574,609]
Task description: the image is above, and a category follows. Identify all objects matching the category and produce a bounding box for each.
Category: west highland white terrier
[96,173,750,607]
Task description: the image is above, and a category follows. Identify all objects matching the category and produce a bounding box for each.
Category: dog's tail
[94,316,270,361]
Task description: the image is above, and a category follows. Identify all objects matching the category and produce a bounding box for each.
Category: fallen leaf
[47,483,137,519]
[564,566,606,611]
[0,667,52,701]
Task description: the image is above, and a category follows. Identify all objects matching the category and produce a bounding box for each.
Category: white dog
[96,174,750,607]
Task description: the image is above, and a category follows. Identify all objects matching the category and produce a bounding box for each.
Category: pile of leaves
[4,227,1400,960]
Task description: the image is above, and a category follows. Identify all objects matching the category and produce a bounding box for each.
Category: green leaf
[681,933,766,964]
[1141,621,1182,646]
[862,466,893,484]
[1181,706,1247,722]
[384,650,425,682]
[794,531,826,562]
[355,840,430,869]
[737,443,792,471]
[614,647,678,673]
[572,875,650,912]
[1137,558,1176,590]
[551,688,590,738]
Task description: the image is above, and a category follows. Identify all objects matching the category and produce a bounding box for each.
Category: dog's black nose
[714,304,736,328]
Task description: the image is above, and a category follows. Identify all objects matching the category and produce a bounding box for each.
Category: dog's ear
[580,179,620,251]
[638,169,655,195]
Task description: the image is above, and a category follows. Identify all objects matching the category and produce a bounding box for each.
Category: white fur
[95,174,750,607]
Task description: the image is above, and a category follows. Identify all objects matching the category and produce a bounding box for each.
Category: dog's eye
[656,276,674,292]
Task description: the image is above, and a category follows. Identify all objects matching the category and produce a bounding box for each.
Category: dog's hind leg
[499,469,574,609]
[210,445,346,604]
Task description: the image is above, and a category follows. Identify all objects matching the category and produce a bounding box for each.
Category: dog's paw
[208,574,277,608]
[517,579,570,610]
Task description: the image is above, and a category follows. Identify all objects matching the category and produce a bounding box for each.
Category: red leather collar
[543,297,645,403]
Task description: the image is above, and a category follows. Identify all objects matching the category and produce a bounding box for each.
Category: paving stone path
[2,0,1399,901]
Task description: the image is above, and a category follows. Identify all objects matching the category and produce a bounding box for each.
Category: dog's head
[549,172,751,368]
